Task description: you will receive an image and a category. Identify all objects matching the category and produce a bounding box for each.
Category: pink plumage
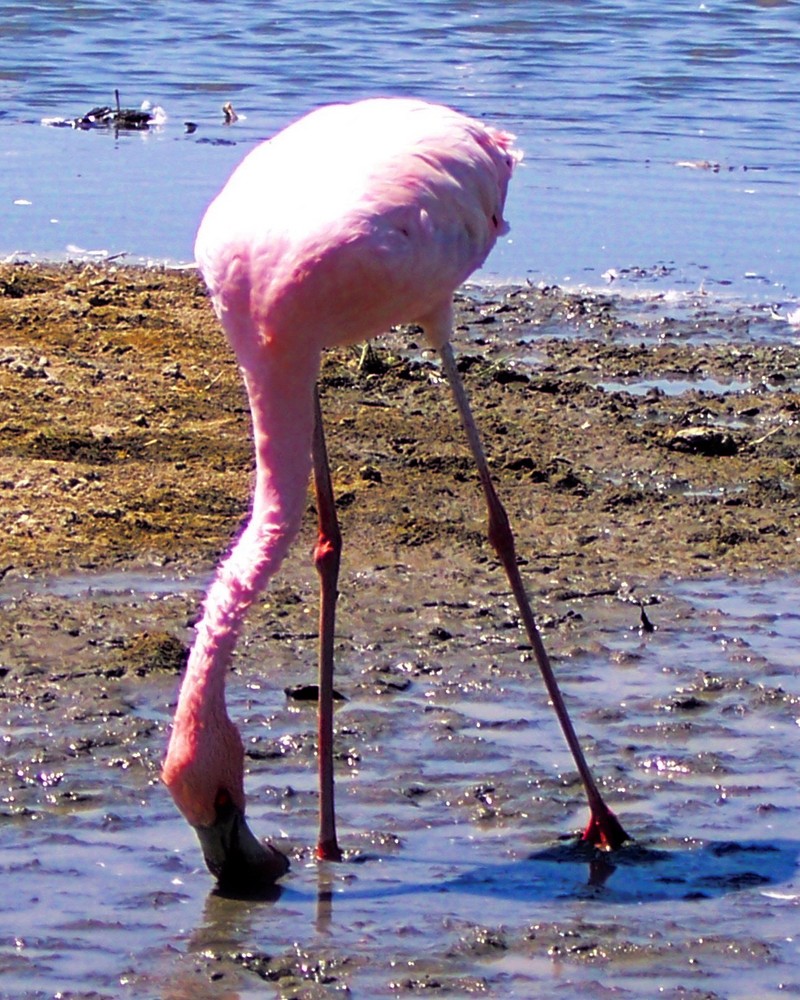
[163,98,627,888]
[194,98,517,349]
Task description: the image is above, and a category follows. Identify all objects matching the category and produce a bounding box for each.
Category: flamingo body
[194,99,516,353]
[163,98,627,886]
[162,98,518,879]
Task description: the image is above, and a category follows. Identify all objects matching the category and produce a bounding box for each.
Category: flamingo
[162,97,629,886]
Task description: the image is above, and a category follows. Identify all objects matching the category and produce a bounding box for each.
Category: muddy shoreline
[1,262,797,589]
[2,263,800,997]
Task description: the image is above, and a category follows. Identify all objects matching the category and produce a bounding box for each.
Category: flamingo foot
[580,805,630,851]
[316,838,344,863]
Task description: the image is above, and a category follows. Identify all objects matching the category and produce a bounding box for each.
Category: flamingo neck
[171,346,319,736]
[175,506,287,719]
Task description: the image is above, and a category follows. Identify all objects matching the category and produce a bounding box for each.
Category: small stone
[666,426,738,456]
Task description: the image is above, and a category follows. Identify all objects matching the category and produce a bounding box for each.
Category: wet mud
[1,264,799,998]
[1,263,798,582]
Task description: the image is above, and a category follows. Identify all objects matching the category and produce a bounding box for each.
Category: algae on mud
[1,262,798,589]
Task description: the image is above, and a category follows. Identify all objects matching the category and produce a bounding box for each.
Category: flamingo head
[192,788,290,887]
[162,710,290,886]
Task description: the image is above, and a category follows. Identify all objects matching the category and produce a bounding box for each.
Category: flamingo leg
[311,387,344,862]
[438,341,629,850]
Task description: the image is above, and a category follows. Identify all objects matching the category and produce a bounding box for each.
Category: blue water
[2,565,800,997]
[1,0,799,304]
[3,8,800,997]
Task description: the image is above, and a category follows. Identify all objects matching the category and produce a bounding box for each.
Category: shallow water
[1,0,799,305]
[2,565,799,997]
[2,4,800,995]
[595,374,754,396]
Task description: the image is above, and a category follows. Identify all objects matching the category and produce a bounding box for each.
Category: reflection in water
[315,865,336,936]
[588,852,617,890]
[165,832,799,999]
[193,884,281,952]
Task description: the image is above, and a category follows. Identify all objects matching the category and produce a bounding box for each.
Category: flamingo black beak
[193,797,290,888]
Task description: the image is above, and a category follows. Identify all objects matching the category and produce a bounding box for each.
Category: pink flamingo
[162,98,628,885]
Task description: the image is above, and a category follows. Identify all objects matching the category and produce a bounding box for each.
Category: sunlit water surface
[1,568,799,997]
[1,0,799,309]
